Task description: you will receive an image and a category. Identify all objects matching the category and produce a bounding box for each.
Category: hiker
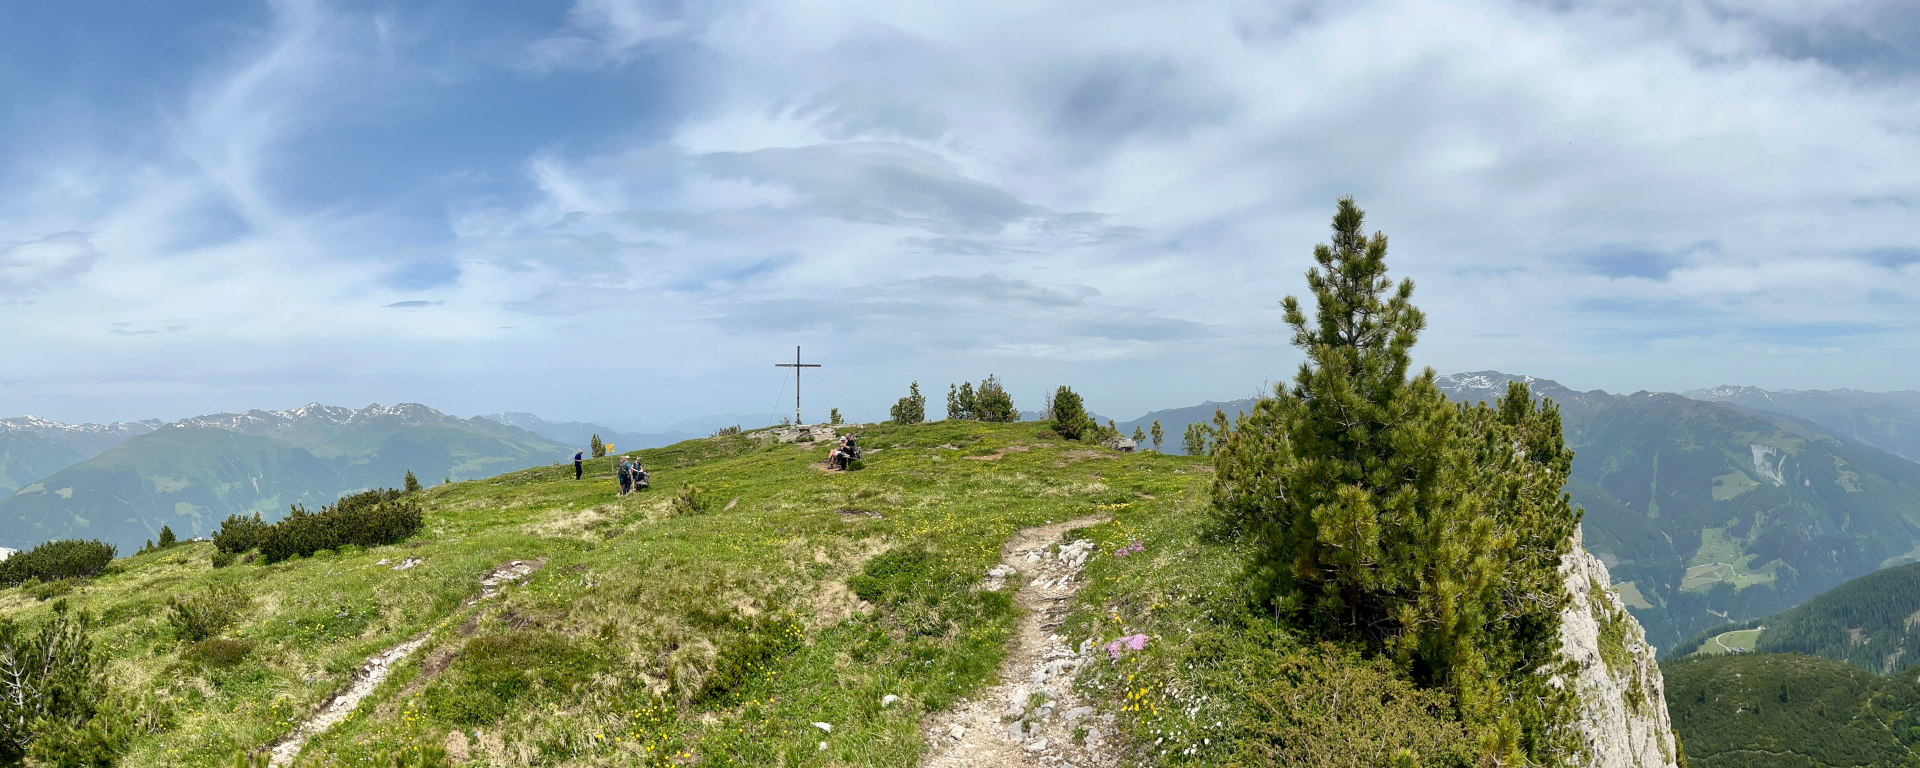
[617,456,632,495]
[629,457,649,490]
[574,449,583,480]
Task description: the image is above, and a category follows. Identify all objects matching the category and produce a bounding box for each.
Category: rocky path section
[924,518,1122,768]
[266,559,543,767]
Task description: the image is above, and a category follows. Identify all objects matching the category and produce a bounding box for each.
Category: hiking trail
[265,559,543,767]
[923,517,1123,768]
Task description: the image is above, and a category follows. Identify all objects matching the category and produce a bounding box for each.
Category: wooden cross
[774,346,821,426]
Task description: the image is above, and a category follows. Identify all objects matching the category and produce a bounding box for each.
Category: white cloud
[3,0,1918,423]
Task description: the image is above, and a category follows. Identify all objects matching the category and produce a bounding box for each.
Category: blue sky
[1,0,1916,428]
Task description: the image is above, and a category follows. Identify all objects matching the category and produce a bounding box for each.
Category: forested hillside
[1754,560,1920,675]
[0,417,158,496]
[1438,372,1920,649]
[0,405,567,553]
[1664,653,1920,767]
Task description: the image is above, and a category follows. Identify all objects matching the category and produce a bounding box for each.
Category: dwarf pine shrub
[0,539,116,588]
[168,584,251,642]
[672,483,708,516]
[257,489,422,563]
[213,513,270,554]
[0,601,116,763]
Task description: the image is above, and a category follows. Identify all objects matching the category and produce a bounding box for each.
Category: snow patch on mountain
[0,416,162,436]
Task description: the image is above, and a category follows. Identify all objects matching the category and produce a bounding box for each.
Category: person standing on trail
[617,456,632,495]
[574,450,584,480]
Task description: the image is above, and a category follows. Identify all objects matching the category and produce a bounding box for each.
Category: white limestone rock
[1556,525,1680,768]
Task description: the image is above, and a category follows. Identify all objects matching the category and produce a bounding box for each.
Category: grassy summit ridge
[0,420,1233,766]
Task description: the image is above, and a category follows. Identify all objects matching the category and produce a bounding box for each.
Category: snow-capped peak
[0,415,163,436]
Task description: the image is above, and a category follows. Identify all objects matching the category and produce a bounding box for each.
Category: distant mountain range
[0,404,568,553]
[1437,372,1920,650]
[1686,385,1920,464]
[1115,400,1258,454]
[478,412,696,453]
[0,416,161,496]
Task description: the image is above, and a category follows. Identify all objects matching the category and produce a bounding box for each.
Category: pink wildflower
[1104,633,1151,660]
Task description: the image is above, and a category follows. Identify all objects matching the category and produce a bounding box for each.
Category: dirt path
[266,559,544,767]
[923,517,1122,768]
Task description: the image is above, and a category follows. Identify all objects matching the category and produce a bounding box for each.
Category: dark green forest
[1664,653,1920,767]
[1756,560,1920,675]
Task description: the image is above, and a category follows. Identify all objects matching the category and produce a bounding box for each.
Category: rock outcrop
[1558,525,1680,768]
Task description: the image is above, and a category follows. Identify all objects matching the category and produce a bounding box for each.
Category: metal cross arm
[774,345,821,426]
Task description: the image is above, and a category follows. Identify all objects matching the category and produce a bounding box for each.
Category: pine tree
[157,526,176,549]
[974,375,1017,422]
[956,382,977,420]
[1181,421,1210,455]
[1131,426,1146,444]
[946,384,962,420]
[1049,386,1089,440]
[1210,198,1580,761]
[890,382,926,424]
[829,408,843,426]
[590,434,606,458]
[404,470,421,494]
[1209,408,1232,455]
[1151,420,1164,452]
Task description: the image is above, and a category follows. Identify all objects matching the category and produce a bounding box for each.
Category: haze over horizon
[4,0,1916,426]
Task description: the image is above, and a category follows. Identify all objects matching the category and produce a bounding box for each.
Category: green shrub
[210,551,236,569]
[168,584,251,642]
[182,637,256,668]
[257,489,422,563]
[27,577,78,601]
[1218,641,1474,768]
[974,375,1017,422]
[672,484,708,516]
[0,601,122,763]
[889,381,927,424]
[1049,386,1091,440]
[213,513,270,554]
[0,539,117,588]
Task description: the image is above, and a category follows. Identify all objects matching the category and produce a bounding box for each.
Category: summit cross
[774,346,822,426]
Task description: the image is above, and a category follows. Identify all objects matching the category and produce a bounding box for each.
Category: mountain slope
[1438,372,1920,649]
[1663,653,1920,767]
[1688,386,1920,463]
[0,404,567,552]
[1114,399,1258,454]
[1750,559,1920,675]
[0,427,343,552]
[0,416,159,496]
[0,420,1674,767]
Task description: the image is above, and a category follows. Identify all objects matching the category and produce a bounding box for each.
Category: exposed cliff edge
[1559,525,1681,768]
